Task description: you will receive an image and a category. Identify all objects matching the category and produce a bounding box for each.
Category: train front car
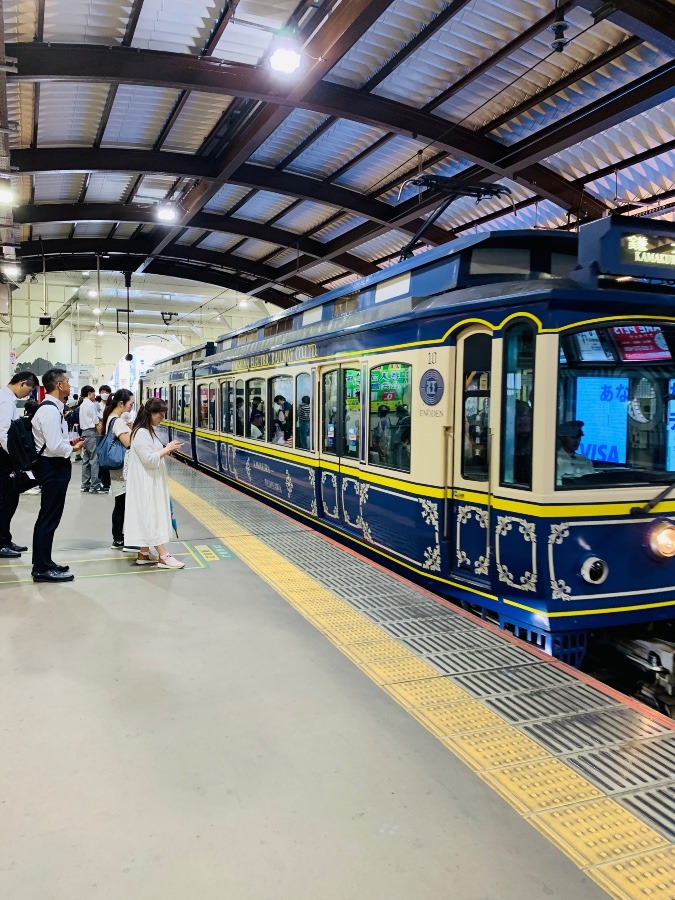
[475,217,675,665]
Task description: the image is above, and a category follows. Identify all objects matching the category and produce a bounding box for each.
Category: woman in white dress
[101,389,134,550]
[124,398,184,569]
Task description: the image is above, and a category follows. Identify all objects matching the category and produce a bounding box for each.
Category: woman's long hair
[131,397,168,441]
[102,388,134,434]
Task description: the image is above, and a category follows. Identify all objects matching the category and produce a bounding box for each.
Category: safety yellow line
[169,476,675,899]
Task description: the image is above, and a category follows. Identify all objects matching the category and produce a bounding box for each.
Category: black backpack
[6,399,61,471]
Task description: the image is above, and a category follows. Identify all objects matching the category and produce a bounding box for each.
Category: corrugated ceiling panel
[31,223,72,240]
[322,272,361,291]
[131,0,223,55]
[73,222,112,238]
[326,0,449,90]
[433,179,534,229]
[266,248,297,268]
[210,0,297,64]
[350,229,415,263]
[84,173,135,203]
[197,233,242,253]
[6,83,33,150]
[110,223,139,239]
[162,92,234,154]
[232,239,281,261]
[42,0,128,44]
[10,175,32,207]
[175,228,208,246]
[132,175,179,203]
[3,0,37,42]
[313,213,367,243]
[587,149,675,210]
[482,40,668,141]
[204,184,252,214]
[466,201,568,233]
[33,173,87,204]
[101,86,180,149]
[288,120,388,179]
[334,136,437,194]
[379,155,473,205]
[273,201,337,235]
[37,83,111,147]
[249,109,330,167]
[301,261,350,283]
[543,100,675,183]
[233,191,294,224]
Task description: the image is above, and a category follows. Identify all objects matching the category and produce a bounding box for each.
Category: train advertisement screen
[610,325,672,362]
[575,376,629,464]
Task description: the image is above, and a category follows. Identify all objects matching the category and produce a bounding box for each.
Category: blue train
[140,215,675,670]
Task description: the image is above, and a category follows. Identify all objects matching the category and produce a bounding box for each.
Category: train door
[451,330,493,588]
[318,365,362,520]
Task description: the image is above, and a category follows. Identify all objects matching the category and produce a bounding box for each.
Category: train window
[246,378,265,440]
[295,372,312,450]
[169,385,177,421]
[235,379,244,436]
[197,384,209,429]
[270,376,293,445]
[160,387,167,403]
[181,385,191,425]
[208,382,216,430]
[368,363,412,472]
[343,369,361,458]
[501,324,535,488]
[221,380,234,433]
[462,334,491,481]
[322,370,339,455]
[557,323,675,488]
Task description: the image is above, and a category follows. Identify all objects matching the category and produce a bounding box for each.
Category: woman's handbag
[97,417,126,470]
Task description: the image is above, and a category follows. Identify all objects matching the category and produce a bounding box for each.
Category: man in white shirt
[0,371,39,558]
[78,384,105,493]
[31,369,85,582]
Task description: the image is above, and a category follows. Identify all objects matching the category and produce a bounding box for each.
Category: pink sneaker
[158,554,185,569]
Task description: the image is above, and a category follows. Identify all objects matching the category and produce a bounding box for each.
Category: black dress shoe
[0,546,21,558]
[32,569,75,583]
[48,563,70,573]
[8,542,28,552]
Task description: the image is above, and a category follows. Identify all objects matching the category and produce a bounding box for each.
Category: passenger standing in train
[124,398,184,569]
[31,369,85,582]
[372,404,392,464]
[102,389,134,550]
[297,395,311,449]
[0,370,39,558]
[79,385,104,493]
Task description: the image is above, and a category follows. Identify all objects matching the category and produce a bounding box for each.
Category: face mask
[101,393,110,401]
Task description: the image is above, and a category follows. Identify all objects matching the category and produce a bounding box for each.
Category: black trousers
[32,456,72,572]
[0,450,20,548]
[112,492,125,544]
[100,466,111,489]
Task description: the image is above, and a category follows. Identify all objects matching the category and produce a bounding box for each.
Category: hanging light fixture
[124,271,133,361]
[549,3,571,52]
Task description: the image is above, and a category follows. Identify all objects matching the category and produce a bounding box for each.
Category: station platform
[1,459,674,900]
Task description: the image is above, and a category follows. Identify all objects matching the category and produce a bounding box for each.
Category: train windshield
[557,323,675,489]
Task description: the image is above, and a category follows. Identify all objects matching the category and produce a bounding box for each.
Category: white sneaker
[135,553,159,566]
[157,554,185,569]
[25,486,41,494]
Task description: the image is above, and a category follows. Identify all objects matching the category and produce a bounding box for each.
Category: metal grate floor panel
[566,735,675,794]
[452,663,576,699]
[484,683,620,724]
[619,786,675,842]
[522,707,671,755]
[425,646,542,676]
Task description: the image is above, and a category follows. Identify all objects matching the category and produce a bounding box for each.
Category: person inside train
[556,419,595,484]
[297,395,311,449]
[371,404,392,464]
[250,410,265,440]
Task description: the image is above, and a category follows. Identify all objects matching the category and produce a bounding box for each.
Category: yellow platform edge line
[168,477,675,896]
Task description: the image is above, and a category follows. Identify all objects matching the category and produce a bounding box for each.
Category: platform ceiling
[1,0,674,339]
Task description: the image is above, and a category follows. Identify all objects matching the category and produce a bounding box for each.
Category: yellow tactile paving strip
[169,477,675,899]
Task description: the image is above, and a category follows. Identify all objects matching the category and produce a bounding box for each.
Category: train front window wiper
[631,478,675,517]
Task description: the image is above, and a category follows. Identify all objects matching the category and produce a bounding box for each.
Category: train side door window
[221,380,234,433]
[181,385,191,425]
[246,378,265,439]
[296,372,312,450]
[501,324,535,488]
[322,370,339,455]
[235,379,244,436]
[197,384,209,429]
[270,375,293,445]
[344,368,361,459]
[462,334,492,482]
[368,363,412,472]
[208,382,216,430]
[169,385,177,420]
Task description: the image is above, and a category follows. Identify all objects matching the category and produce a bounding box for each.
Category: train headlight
[648,522,675,559]
[580,556,609,585]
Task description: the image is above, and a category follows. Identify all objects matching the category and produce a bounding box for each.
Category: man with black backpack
[0,371,39,558]
[31,369,85,582]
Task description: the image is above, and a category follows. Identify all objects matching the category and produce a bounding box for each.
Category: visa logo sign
[579,442,620,462]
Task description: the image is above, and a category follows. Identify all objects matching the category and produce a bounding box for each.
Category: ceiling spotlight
[156,203,179,223]
[92,307,101,315]
[0,184,14,204]
[549,8,571,52]
[1,263,21,281]
[82,270,90,276]
[269,32,303,74]
[88,289,98,298]
[238,298,248,307]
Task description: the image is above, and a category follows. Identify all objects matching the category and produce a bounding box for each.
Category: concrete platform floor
[0,464,608,899]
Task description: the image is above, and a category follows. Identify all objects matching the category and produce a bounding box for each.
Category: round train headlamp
[648,522,675,559]
[580,556,609,585]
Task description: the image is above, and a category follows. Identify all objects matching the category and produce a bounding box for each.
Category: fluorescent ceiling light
[156,204,179,223]
[2,263,21,280]
[269,45,302,73]
[0,185,15,204]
